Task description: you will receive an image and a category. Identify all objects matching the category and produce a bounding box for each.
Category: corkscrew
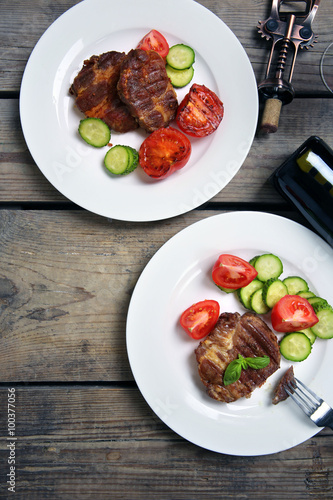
[257,0,320,133]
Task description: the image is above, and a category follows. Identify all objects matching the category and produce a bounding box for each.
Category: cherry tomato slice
[139,127,191,179]
[180,300,220,339]
[271,295,319,333]
[176,83,224,137]
[212,254,257,289]
[136,29,169,58]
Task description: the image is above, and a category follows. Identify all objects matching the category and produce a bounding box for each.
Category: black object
[271,136,333,247]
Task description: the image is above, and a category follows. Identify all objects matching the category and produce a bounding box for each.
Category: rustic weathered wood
[1,1,333,498]
[0,209,209,382]
[0,386,332,500]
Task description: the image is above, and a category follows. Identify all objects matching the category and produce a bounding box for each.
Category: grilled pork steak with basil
[195,312,280,403]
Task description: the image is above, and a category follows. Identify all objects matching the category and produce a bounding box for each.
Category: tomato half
[212,254,257,289]
[139,127,191,179]
[271,295,319,333]
[136,29,169,58]
[180,300,220,339]
[176,83,224,137]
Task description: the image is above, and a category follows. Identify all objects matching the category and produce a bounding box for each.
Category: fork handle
[320,413,333,430]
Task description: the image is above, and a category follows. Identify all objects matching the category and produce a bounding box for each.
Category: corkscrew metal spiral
[257,0,320,133]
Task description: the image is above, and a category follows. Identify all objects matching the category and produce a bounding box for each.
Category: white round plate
[20,0,258,222]
[126,212,333,455]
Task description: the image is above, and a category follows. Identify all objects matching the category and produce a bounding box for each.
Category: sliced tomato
[136,29,169,58]
[271,295,319,333]
[139,127,191,180]
[180,300,220,339]
[212,254,257,290]
[176,83,224,138]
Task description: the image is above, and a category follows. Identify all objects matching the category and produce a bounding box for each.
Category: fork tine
[294,378,323,406]
[285,384,312,417]
[286,377,322,417]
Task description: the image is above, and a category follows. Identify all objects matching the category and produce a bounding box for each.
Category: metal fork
[286,377,333,430]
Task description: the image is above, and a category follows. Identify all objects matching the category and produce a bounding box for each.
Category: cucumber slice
[250,288,270,314]
[249,255,260,267]
[280,332,312,361]
[78,118,111,147]
[216,285,238,294]
[262,278,288,308]
[166,44,195,70]
[252,254,283,281]
[124,146,139,174]
[307,296,328,308]
[311,304,333,339]
[104,145,138,175]
[283,276,309,295]
[166,65,194,88]
[297,291,316,299]
[237,279,264,310]
[299,328,316,345]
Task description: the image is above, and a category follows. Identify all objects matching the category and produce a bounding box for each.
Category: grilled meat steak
[117,49,178,132]
[69,51,138,133]
[195,312,280,403]
[272,366,294,405]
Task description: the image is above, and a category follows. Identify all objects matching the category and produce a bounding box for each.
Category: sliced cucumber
[250,288,270,314]
[299,327,316,345]
[124,146,139,174]
[166,65,194,88]
[166,44,195,70]
[216,284,238,294]
[237,279,264,310]
[104,145,138,175]
[252,254,283,281]
[262,278,288,308]
[297,291,316,299]
[307,296,328,308]
[249,255,260,267]
[78,118,111,147]
[311,303,333,339]
[283,276,309,295]
[280,332,312,362]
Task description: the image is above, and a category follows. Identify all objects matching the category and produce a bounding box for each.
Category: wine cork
[260,98,282,133]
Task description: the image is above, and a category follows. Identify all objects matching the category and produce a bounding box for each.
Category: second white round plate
[126,212,333,455]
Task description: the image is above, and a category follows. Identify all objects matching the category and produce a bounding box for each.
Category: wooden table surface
[1,0,333,498]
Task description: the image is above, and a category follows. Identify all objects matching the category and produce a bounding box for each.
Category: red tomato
[136,29,169,58]
[212,254,257,289]
[176,83,224,137]
[271,295,319,333]
[139,127,191,180]
[180,300,220,339]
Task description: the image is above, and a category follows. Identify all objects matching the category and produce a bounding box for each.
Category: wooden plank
[0,208,312,382]
[0,0,332,92]
[0,386,332,499]
[0,209,208,381]
[1,98,333,204]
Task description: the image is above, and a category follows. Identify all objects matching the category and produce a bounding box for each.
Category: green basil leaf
[238,354,248,369]
[223,359,242,386]
[245,355,270,369]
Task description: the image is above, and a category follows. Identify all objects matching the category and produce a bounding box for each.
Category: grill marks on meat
[117,49,178,132]
[195,312,280,403]
[69,51,138,133]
